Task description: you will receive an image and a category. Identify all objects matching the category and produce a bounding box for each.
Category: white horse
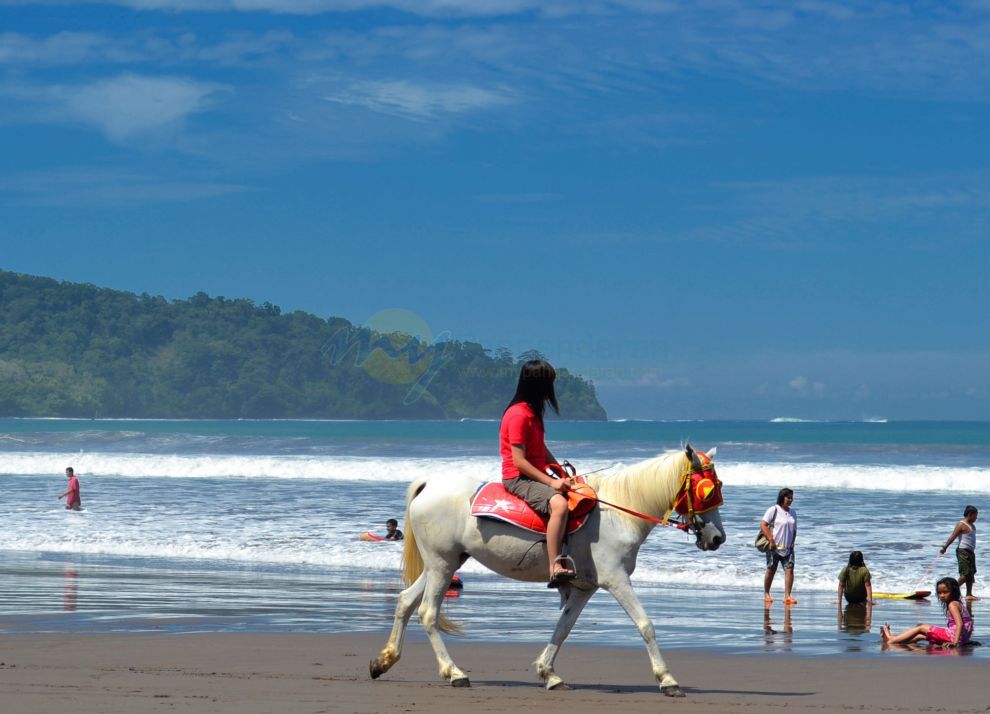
[369,446,726,697]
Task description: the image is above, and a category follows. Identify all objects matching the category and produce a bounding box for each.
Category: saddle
[470,478,592,535]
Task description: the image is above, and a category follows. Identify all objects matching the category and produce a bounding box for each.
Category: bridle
[554,445,723,537]
[662,445,724,536]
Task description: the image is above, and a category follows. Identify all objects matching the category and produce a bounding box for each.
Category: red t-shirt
[66,476,80,507]
[500,402,547,479]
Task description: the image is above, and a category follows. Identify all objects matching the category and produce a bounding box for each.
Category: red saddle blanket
[470,480,590,535]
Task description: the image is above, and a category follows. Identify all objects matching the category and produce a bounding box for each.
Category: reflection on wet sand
[763,605,792,651]
[63,569,78,612]
[839,602,872,634]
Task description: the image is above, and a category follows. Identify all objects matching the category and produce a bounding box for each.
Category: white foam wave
[0,452,503,482]
[723,461,990,493]
[4,452,989,493]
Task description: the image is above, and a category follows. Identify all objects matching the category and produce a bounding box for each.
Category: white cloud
[322,79,514,120]
[1,73,232,143]
[58,73,231,141]
[0,31,126,64]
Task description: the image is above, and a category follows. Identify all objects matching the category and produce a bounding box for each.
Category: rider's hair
[776,487,793,506]
[386,518,398,528]
[505,360,559,423]
[848,550,865,568]
[964,505,978,518]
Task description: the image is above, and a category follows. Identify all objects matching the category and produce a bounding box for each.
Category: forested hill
[0,270,607,420]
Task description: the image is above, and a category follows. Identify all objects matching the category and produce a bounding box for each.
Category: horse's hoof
[661,685,686,698]
[451,677,471,688]
[369,660,383,679]
[548,681,572,691]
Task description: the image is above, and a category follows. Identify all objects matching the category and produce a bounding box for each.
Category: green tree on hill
[0,270,607,420]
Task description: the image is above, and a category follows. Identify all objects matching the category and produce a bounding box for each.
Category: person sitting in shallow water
[881,577,973,649]
[837,550,875,605]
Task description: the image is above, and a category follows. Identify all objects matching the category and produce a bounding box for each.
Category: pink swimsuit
[927,603,973,645]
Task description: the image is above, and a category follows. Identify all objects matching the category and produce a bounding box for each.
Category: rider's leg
[546,493,570,578]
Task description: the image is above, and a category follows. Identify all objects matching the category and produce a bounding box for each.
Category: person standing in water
[941,505,978,601]
[760,488,797,605]
[499,359,573,587]
[59,467,81,511]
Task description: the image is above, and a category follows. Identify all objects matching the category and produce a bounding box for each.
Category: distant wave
[726,461,990,492]
[4,452,990,493]
[0,451,502,482]
[769,417,826,423]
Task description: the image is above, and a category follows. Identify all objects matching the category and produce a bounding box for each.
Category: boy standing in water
[941,506,978,601]
[59,467,81,511]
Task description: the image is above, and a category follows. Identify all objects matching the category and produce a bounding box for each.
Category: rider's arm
[511,445,569,491]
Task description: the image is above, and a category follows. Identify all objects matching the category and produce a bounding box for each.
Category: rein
[590,493,691,531]
[555,460,709,533]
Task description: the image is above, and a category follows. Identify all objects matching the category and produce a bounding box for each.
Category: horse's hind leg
[534,585,595,690]
[370,573,427,679]
[418,560,470,686]
[605,576,684,697]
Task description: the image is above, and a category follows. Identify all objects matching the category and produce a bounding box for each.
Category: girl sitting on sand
[881,576,973,649]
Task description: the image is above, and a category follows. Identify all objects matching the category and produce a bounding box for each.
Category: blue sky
[2,1,989,419]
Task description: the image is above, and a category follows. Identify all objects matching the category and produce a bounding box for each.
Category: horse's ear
[706,446,717,459]
[684,444,695,463]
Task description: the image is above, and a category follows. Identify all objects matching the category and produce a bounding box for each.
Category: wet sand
[0,631,985,713]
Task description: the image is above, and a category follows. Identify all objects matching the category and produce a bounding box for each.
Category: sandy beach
[0,632,985,714]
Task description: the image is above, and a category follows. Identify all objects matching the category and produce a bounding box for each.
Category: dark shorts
[957,548,977,578]
[504,476,556,515]
[766,549,795,570]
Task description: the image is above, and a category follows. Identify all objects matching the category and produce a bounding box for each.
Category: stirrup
[547,555,576,589]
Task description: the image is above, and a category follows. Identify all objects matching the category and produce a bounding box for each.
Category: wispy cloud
[0,167,254,206]
[321,78,515,120]
[1,73,232,143]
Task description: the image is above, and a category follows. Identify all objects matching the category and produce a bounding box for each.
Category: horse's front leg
[604,576,685,697]
[534,585,596,690]
[418,561,470,687]
[370,572,427,679]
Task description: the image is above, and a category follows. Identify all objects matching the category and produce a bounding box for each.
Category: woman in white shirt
[760,488,797,605]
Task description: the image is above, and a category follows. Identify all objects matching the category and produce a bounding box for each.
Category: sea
[1,418,987,658]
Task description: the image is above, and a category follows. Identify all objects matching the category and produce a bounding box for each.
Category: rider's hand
[553,477,572,494]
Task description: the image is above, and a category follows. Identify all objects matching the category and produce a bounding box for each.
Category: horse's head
[676,445,726,552]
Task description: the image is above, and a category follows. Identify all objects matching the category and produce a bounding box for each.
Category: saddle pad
[470,481,589,535]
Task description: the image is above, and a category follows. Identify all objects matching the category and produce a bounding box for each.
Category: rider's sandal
[547,555,576,589]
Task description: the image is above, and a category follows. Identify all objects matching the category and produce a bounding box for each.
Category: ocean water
[1,418,987,658]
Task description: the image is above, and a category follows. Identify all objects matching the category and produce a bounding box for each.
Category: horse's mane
[586,450,688,523]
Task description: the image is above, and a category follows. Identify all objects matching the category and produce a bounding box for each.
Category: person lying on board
[359,518,404,542]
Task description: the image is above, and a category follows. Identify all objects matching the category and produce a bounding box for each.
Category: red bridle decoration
[669,451,724,521]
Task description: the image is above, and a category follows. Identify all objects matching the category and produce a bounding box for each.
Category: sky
[1,0,989,420]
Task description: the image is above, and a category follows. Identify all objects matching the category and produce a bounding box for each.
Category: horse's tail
[401,479,426,588]
[401,476,461,636]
